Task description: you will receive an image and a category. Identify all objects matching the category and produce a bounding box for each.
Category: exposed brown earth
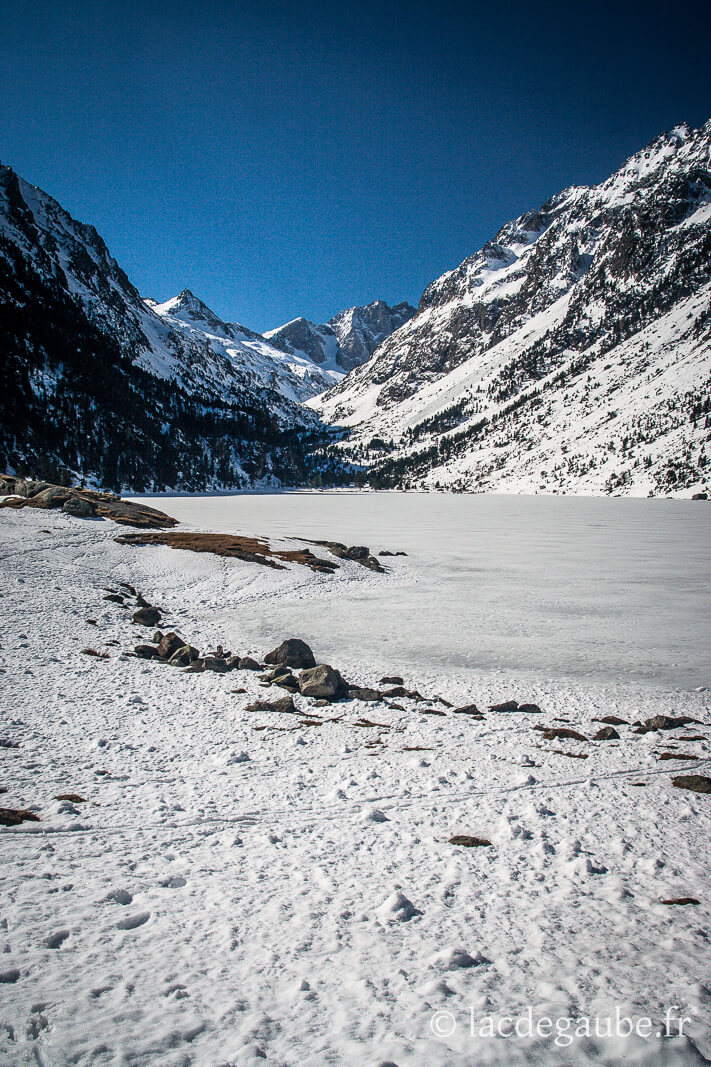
[114,531,339,572]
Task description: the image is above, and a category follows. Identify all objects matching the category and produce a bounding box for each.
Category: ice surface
[154,492,711,691]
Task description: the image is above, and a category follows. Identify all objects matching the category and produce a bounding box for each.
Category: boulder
[203,656,228,673]
[184,659,205,673]
[168,645,199,667]
[25,485,72,509]
[380,675,404,685]
[238,656,262,671]
[596,715,629,726]
[634,714,700,734]
[298,664,346,699]
[348,686,382,702]
[103,593,124,604]
[672,775,711,794]
[691,492,708,500]
[157,632,187,659]
[593,726,620,741]
[62,495,95,518]
[0,474,17,494]
[489,700,520,712]
[264,639,316,670]
[14,478,50,497]
[541,727,588,742]
[134,644,160,659]
[518,703,542,714]
[133,606,162,627]
[245,696,296,714]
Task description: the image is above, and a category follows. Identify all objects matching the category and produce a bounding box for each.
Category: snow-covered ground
[1,496,710,1066]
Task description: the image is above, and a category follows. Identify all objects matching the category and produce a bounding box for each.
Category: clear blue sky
[1,0,709,331]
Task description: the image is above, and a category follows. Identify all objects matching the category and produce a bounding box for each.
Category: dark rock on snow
[264,639,316,670]
[133,606,162,627]
[298,664,346,699]
[671,775,711,794]
[593,726,620,741]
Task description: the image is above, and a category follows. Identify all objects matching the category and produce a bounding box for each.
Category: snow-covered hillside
[313,120,711,497]
[266,299,416,374]
[0,164,341,491]
[149,289,342,404]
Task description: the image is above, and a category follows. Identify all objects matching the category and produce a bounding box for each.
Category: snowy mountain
[0,164,336,492]
[148,289,342,403]
[265,299,416,374]
[314,120,711,496]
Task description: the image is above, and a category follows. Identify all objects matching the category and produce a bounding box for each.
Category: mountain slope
[314,120,711,496]
[265,299,416,374]
[149,289,342,403]
[0,165,333,492]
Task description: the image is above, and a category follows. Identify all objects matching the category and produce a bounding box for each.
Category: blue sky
[1,0,709,331]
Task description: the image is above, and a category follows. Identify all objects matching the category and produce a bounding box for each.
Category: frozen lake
[147,492,711,691]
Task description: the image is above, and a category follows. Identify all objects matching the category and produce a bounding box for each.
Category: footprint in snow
[117,912,150,931]
[45,930,70,949]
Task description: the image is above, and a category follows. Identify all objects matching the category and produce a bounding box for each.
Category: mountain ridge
[312,119,711,496]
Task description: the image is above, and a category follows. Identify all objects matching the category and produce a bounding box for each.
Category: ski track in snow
[1,505,710,1066]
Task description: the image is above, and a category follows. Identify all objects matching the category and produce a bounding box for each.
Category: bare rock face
[298,664,346,699]
[264,639,316,670]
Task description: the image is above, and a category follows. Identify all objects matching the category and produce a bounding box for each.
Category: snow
[1,496,710,1064]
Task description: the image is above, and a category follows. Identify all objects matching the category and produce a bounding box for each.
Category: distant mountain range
[1,118,710,496]
[0,163,406,489]
[313,119,711,496]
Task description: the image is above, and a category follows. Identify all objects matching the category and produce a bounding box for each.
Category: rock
[134,644,160,659]
[541,727,588,742]
[691,492,708,500]
[273,674,299,691]
[203,656,228,673]
[157,632,187,659]
[62,495,95,517]
[264,638,316,670]
[298,664,346,699]
[348,686,382,702]
[168,645,198,667]
[238,657,262,671]
[0,474,17,494]
[489,700,520,712]
[245,696,296,714]
[25,485,73,509]
[152,630,164,643]
[593,726,620,740]
[225,656,241,671]
[313,698,330,707]
[103,593,124,604]
[671,775,711,794]
[14,478,51,497]
[184,659,205,673]
[452,703,482,717]
[380,675,404,685]
[132,606,161,627]
[54,793,86,803]
[518,703,542,714]
[659,752,698,761]
[0,807,40,826]
[361,555,385,572]
[660,897,700,905]
[449,835,492,847]
[635,714,701,734]
[344,545,369,560]
[596,715,629,725]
